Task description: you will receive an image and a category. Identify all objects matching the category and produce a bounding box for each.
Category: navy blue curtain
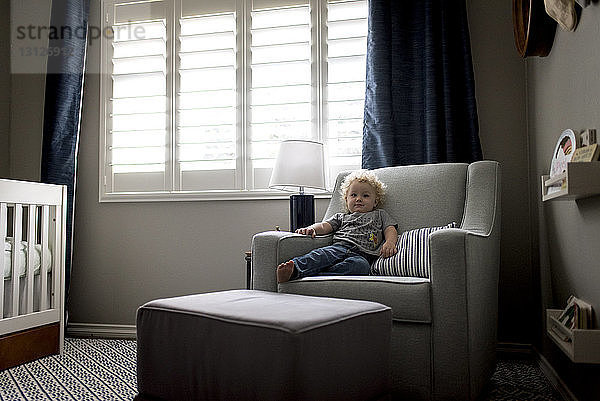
[362,0,482,169]
[41,0,90,312]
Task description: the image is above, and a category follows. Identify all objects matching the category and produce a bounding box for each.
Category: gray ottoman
[136,289,391,401]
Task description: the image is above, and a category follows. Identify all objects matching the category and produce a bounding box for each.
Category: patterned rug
[0,338,564,401]
[0,338,137,400]
[485,359,565,401]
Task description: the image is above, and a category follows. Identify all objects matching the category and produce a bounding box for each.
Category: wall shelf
[546,309,600,364]
[541,162,600,201]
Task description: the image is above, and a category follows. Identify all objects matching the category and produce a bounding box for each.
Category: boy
[277,170,398,283]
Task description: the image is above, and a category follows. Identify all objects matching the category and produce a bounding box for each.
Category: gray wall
[527,5,600,400]
[68,1,533,337]
[8,0,51,181]
[0,1,48,180]
[467,0,532,343]
[5,1,534,348]
[0,0,10,177]
[74,1,533,340]
[9,72,46,181]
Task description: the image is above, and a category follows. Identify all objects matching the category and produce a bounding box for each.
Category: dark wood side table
[245,251,252,289]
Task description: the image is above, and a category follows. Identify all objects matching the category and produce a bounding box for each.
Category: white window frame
[99,0,365,202]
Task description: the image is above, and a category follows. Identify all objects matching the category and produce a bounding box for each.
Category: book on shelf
[571,143,599,163]
[556,295,593,330]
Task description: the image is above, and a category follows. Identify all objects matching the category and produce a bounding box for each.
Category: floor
[0,338,566,400]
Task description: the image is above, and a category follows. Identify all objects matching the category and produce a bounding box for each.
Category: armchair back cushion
[324,163,469,233]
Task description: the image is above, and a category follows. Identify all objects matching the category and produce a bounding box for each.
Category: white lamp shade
[269,140,326,192]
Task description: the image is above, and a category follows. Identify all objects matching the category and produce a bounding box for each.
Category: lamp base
[290,194,315,232]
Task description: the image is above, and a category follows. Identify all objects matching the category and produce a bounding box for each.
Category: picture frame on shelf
[547,129,577,195]
[550,129,577,178]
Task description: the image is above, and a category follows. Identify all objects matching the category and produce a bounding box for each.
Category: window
[100,0,368,201]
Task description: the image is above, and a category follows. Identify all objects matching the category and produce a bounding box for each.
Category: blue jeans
[291,243,372,279]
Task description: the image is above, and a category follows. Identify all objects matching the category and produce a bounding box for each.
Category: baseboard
[496,342,578,401]
[66,323,137,340]
[535,349,579,401]
[496,341,535,357]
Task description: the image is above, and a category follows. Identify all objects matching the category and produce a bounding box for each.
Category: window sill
[99,190,333,203]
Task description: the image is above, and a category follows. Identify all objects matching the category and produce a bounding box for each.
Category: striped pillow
[371,223,456,278]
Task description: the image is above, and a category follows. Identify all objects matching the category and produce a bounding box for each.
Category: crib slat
[40,205,49,311]
[12,204,22,317]
[0,203,7,318]
[52,204,62,312]
[26,206,36,314]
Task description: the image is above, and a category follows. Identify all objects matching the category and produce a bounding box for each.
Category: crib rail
[0,179,66,352]
[0,179,64,206]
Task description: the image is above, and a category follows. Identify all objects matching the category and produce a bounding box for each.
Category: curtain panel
[362,0,482,169]
[41,0,90,311]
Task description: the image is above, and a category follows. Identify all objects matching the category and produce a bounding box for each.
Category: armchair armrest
[426,161,501,400]
[251,231,333,292]
[428,226,500,400]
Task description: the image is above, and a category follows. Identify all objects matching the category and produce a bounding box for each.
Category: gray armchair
[251,161,501,401]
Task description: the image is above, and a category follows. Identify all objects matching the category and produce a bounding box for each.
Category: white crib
[0,178,67,370]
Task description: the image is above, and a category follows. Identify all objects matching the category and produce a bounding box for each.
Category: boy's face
[345,181,377,213]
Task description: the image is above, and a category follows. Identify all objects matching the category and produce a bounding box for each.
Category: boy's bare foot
[277,261,295,283]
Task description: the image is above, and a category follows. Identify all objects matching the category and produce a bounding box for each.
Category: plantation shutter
[325,0,367,179]
[177,0,239,191]
[249,0,312,190]
[107,0,170,193]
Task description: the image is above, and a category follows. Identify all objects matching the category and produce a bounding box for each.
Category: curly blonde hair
[340,170,386,212]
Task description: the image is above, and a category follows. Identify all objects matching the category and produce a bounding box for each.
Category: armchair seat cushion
[279,276,431,323]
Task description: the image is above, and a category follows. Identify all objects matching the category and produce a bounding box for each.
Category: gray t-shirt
[325,209,397,256]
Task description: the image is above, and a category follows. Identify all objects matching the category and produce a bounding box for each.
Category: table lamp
[269,140,326,232]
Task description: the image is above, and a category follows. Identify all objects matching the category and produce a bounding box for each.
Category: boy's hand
[380,241,397,258]
[296,227,317,238]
